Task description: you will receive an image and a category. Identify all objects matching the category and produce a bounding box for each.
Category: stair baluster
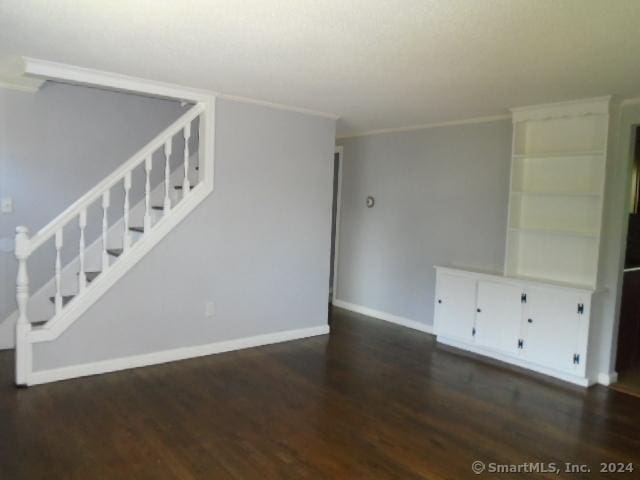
[123,171,132,251]
[78,209,87,292]
[144,156,152,232]
[198,116,205,184]
[164,140,172,213]
[182,123,191,193]
[101,191,110,271]
[54,229,63,314]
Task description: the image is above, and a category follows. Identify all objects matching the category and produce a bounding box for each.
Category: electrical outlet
[205,301,215,318]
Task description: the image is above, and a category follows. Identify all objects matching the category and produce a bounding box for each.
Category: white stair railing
[14,100,215,386]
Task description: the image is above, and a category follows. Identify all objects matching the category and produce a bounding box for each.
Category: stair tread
[129,226,144,233]
[80,271,101,282]
[48,294,75,306]
[107,248,123,257]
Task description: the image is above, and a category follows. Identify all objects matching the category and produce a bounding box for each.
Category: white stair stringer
[0,157,197,348]
[14,98,215,386]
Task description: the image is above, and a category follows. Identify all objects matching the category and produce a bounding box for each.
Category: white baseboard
[27,325,329,386]
[597,371,618,386]
[332,299,433,334]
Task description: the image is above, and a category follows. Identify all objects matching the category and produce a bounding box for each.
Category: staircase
[13,99,215,386]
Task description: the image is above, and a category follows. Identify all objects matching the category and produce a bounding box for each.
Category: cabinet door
[434,273,477,342]
[475,281,524,354]
[523,286,586,375]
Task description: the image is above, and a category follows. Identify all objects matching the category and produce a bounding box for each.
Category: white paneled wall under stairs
[12,99,215,386]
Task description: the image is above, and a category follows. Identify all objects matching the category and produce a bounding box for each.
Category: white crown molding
[510,95,614,123]
[0,57,45,92]
[219,93,339,120]
[27,324,329,385]
[621,96,640,107]
[0,76,45,93]
[21,57,216,103]
[332,299,433,334]
[336,114,511,140]
[20,57,340,119]
[510,95,614,113]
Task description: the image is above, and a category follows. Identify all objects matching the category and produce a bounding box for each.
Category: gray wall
[0,83,185,321]
[33,98,336,370]
[336,120,512,327]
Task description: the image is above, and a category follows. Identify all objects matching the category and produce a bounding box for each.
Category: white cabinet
[434,266,596,386]
[475,281,523,354]
[434,273,477,343]
[523,286,589,376]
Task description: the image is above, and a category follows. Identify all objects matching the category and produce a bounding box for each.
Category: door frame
[331,146,344,304]
[609,104,640,381]
[613,122,640,372]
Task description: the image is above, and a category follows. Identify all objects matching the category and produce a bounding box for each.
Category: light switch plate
[1,197,13,214]
[0,237,14,253]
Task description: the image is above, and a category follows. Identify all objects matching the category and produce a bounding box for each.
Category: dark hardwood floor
[1,307,639,479]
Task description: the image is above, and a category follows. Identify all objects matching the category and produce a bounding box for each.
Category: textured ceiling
[1,0,640,136]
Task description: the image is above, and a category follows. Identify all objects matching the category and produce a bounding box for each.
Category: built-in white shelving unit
[505,97,613,288]
[433,97,618,387]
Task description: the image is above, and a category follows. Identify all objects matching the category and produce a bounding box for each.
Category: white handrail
[27,103,205,253]
[13,94,215,386]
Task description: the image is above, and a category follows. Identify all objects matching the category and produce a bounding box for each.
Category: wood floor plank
[1,307,639,479]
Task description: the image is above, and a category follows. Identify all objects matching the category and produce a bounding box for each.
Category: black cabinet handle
[477,308,482,313]
[528,318,533,324]
[438,299,442,304]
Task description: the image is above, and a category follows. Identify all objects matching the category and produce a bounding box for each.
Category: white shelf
[508,227,599,240]
[513,113,608,156]
[512,150,605,159]
[511,190,602,198]
[505,98,611,287]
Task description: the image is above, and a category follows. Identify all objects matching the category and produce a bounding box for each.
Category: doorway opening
[328,147,343,325]
[612,126,640,397]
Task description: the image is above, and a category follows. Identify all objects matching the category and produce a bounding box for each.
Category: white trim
[335,95,640,140]
[597,371,618,386]
[621,96,640,107]
[332,299,433,334]
[437,336,593,387]
[218,93,339,120]
[331,147,344,303]
[20,57,340,120]
[336,114,511,140]
[0,77,45,93]
[21,57,214,103]
[510,96,613,123]
[27,325,329,386]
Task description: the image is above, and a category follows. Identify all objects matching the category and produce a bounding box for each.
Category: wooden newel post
[15,226,31,385]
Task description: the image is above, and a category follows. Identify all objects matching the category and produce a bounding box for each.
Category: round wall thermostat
[366,196,375,208]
